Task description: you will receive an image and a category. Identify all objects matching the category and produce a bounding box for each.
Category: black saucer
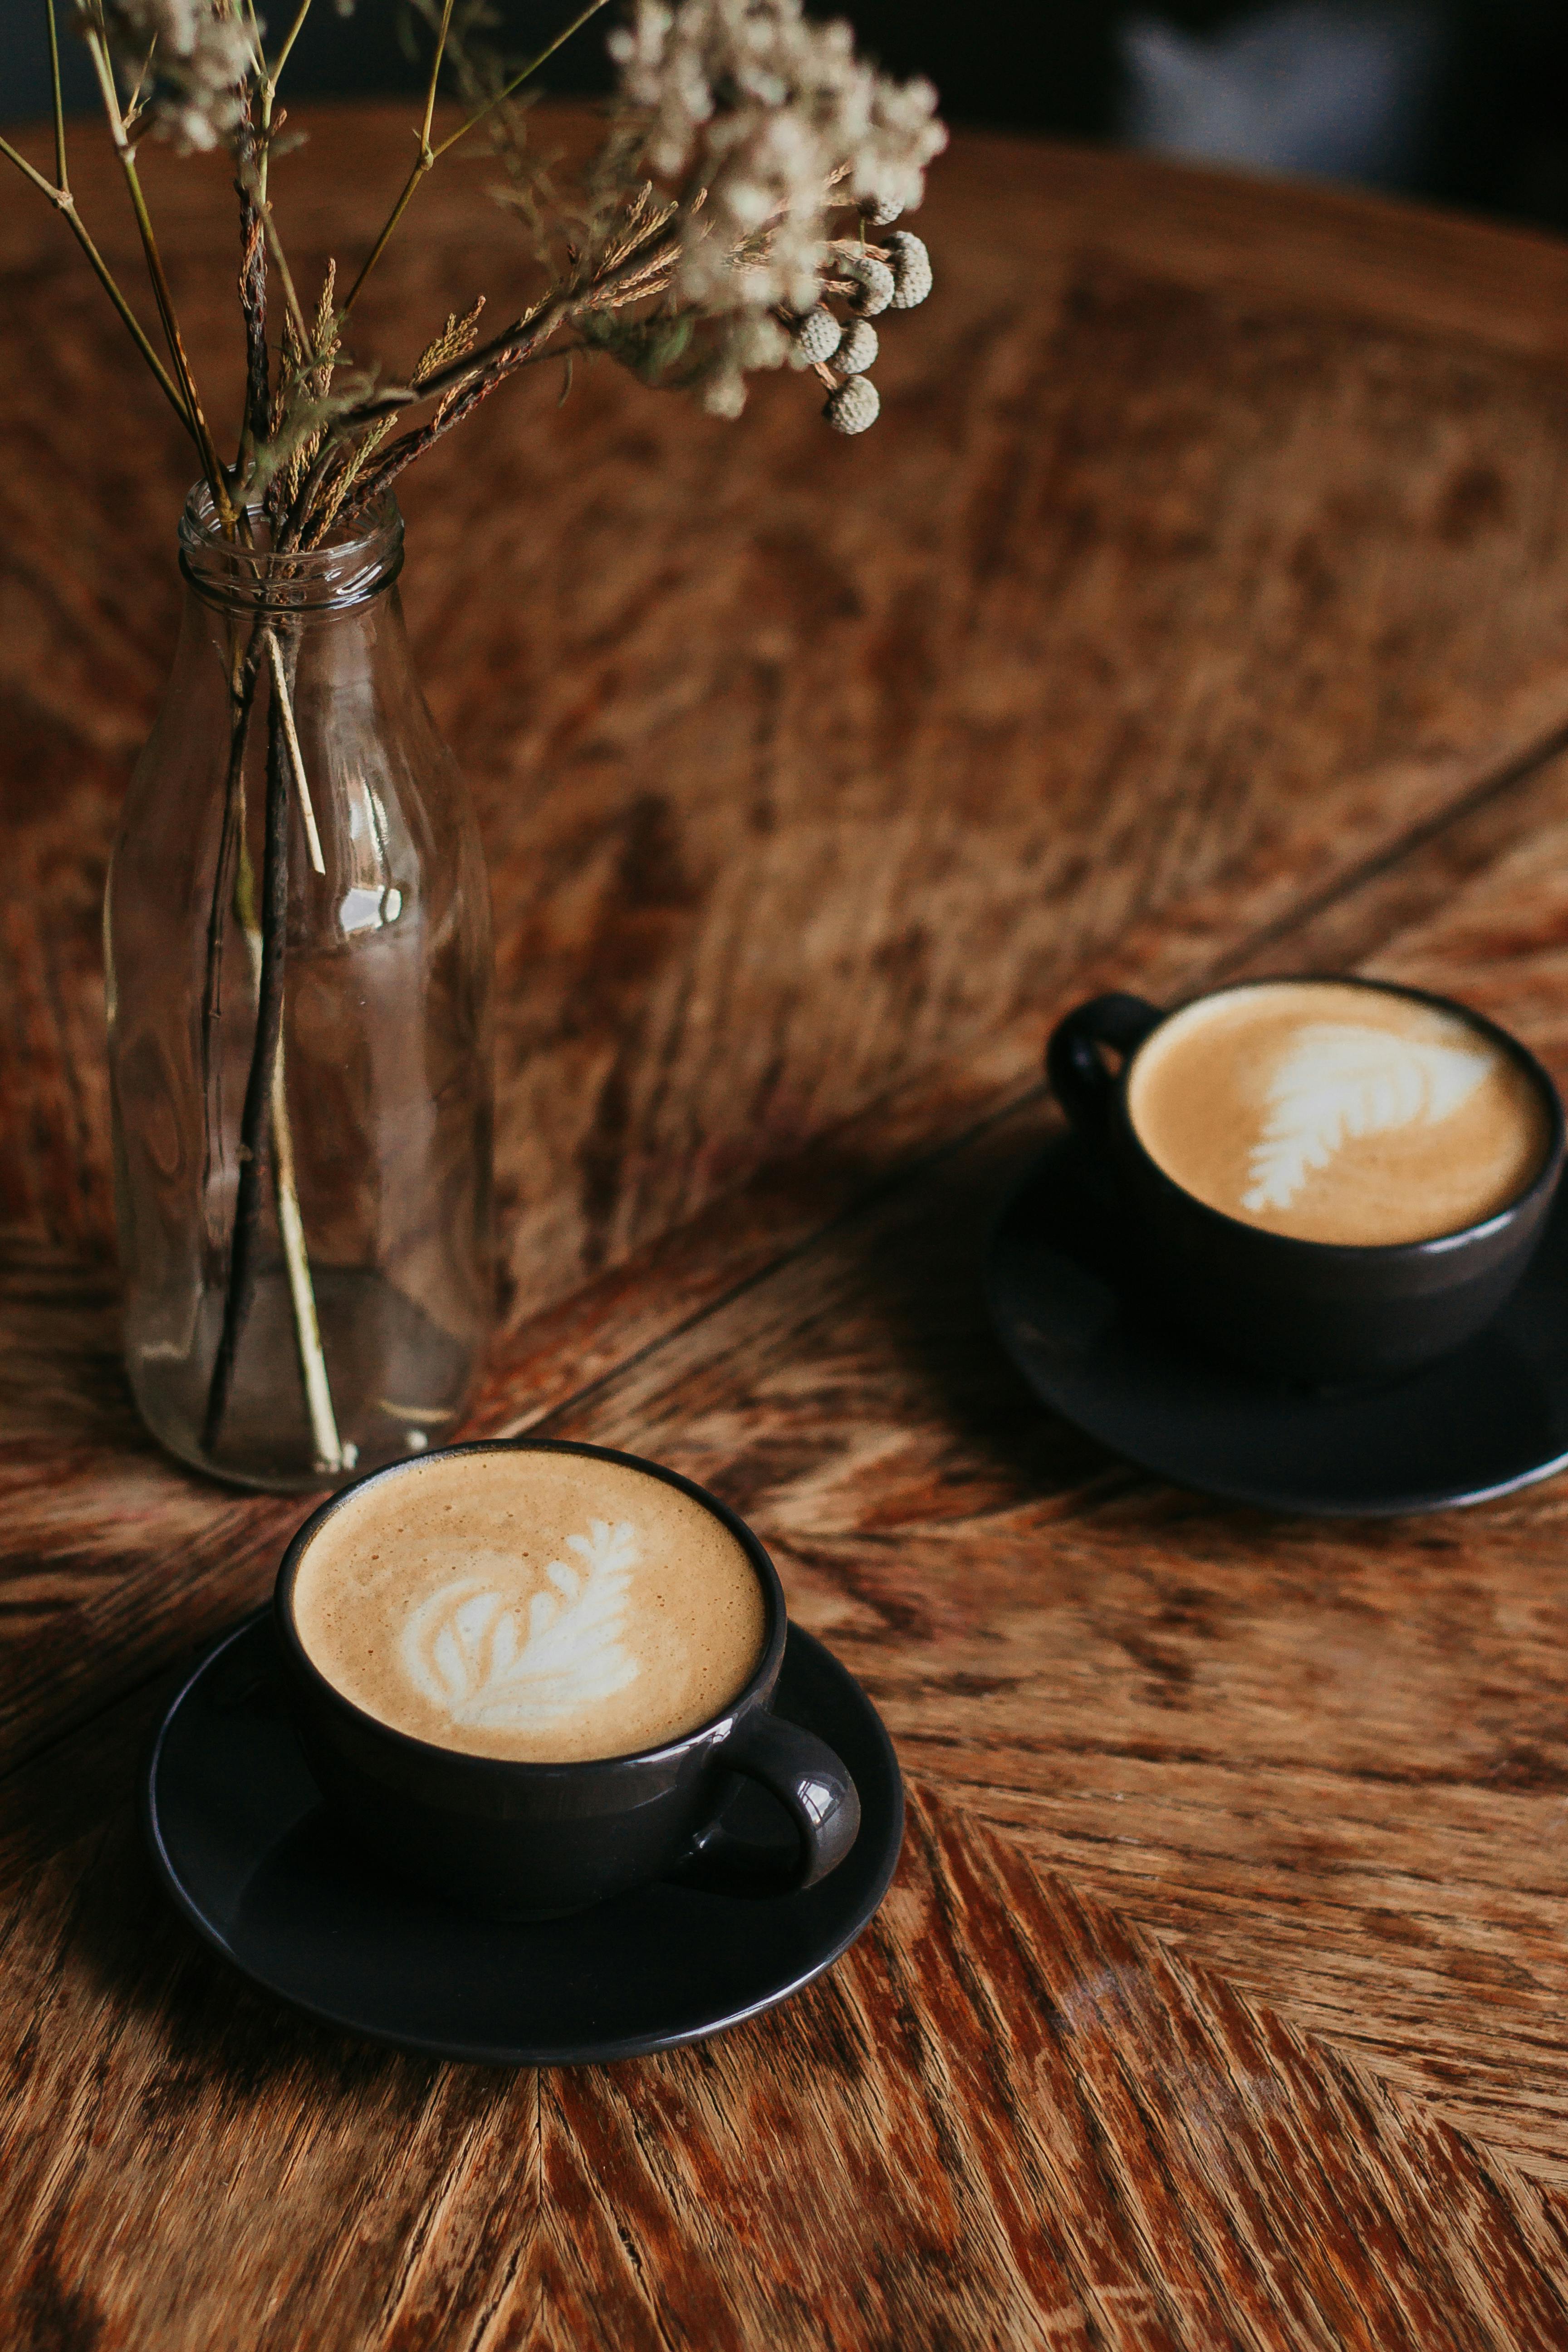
[986,1136,1568,1516]
[142,1613,903,2064]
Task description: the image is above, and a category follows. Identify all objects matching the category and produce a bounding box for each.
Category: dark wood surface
[8,102,1568,2346]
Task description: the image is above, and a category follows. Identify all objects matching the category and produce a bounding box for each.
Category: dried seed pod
[887,231,933,309]
[833,319,879,375]
[861,194,904,228]
[824,374,880,435]
[789,304,843,368]
[839,251,895,318]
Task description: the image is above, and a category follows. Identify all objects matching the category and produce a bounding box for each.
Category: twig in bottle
[202,639,293,1455]
[270,1029,346,1471]
[200,624,265,1199]
[205,632,344,1469]
[265,630,325,873]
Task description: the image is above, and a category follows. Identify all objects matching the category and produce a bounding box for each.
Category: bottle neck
[178,485,404,621]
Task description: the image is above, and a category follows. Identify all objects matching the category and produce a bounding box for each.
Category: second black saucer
[986,1136,1568,1515]
[143,1612,903,2064]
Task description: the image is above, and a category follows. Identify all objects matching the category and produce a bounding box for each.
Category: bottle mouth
[178,484,404,615]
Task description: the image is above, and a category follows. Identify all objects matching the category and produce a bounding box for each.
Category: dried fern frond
[266,260,346,507]
[298,295,487,537]
[412,298,487,386]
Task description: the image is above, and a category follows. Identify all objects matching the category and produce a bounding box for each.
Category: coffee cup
[274,1437,861,1918]
[1045,975,1565,1383]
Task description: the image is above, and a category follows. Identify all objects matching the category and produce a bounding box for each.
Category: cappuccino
[291,1449,767,1763]
[1127,981,1550,1246]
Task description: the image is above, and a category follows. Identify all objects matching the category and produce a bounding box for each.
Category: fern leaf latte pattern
[291,1450,767,1760]
[1242,1026,1492,1214]
[1127,981,1552,1246]
[400,1521,641,1733]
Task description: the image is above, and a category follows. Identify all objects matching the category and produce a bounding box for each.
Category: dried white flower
[700,309,787,414]
[861,194,903,228]
[98,0,256,150]
[824,373,878,433]
[838,250,894,318]
[611,0,946,322]
[789,304,842,368]
[833,318,878,374]
[702,366,749,418]
[886,230,932,309]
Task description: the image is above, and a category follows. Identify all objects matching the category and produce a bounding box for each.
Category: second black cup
[1046,976,1565,1384]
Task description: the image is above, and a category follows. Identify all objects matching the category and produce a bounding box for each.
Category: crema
[292,1450,767,1762]
[1127,981,1550,1246]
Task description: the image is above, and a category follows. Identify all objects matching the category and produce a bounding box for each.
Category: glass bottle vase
[105,488,495,1492]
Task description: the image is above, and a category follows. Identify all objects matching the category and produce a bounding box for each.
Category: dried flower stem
[421,0,457,154]
[265,628,325,873]
[270,1028,344,1471]
[200,625,263,1210]
[340,0,612,320]
[238,165,313,358]
[202,643,292,1454]
[264,0,316,117]
[204,631,343,1469]
[342,339,582,512]
[83,24,235,527]
[234,113,270,472]
[44,0,68,191]
[0,135,192,431]
[228,789,346,1475]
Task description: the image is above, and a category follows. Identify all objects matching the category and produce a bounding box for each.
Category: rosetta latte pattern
[399,1519,641,1730]
[1242,1024,1492,1214]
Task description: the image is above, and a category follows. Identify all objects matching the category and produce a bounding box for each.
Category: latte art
[291,1450,767,1762]
[400,1520,641,1733]
[1127,981,1551,1247]
[1241,1024,1492,1215]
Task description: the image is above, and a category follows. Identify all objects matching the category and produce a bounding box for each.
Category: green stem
[420,0,457,155]
[429,0,609,163]
[44,0,67,191]
[340,0,611,319]
[266,0,315,97]
[255,0,314,211]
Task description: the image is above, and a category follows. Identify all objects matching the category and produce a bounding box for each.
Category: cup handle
[1046,993,1165,1138]
[669,1711,861,1898]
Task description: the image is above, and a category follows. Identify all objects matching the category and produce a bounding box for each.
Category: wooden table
[7,100,1568,2347]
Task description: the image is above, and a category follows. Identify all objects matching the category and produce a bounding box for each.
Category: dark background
[4,0,1567,235]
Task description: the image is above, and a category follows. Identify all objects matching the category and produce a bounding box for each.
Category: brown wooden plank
[503,780,1568,2179]
[6,727,1568,1800]
[2,1782,1563,2350]
[2,731,1565,1790]
[10,122,1568,1315]
[12,106,1568,2340]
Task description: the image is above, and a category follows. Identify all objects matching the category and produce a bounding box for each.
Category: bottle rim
[178,484,404,615]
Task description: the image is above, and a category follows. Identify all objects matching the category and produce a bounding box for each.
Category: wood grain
[10,118,1568,1307]
[5,1786,1568,2350]
[9,102,1568,2344]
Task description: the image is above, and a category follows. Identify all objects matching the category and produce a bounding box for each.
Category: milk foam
[292,1450,768,1762]
[399,1521,641,1734]
[1127,982,1550,1246]
[1240,1022,1492,1214]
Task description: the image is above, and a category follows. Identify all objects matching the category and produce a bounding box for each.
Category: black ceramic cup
[1045,977,1566,1385]
[274,1438,861,1919]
